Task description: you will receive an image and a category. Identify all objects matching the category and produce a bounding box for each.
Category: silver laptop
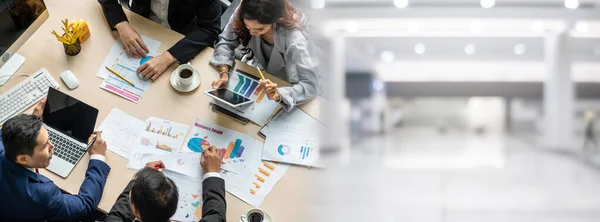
[43,87,98,178]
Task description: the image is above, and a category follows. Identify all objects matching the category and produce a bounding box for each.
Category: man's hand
[32,97,46,117]
[145,161,166,172]
[259,79,281,101]
[88,131,107,156]
[115,21,149,58]
[201,146,222,173]
[137,52,177,81]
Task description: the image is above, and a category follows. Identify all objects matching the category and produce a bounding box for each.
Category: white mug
[175,63,196,86]
[240,208,271,222]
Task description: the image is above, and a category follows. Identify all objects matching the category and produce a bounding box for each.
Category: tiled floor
[311,127,600,222]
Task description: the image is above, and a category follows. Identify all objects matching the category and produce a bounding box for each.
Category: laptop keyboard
[48,130,86,165]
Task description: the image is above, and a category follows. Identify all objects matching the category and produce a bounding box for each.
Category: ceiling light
[565,0,579,9]
[345,21,358,33]
[514,44,526,55]
[381,51,395,63]
[530,20,544,33]
[575,21,590,33]
[465,44,476,55]
[414,43,426,55]
[311,0,325,9]
[481,0,495,8]
[394,0,409,8]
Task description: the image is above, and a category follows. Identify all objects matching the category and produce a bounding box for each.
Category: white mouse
[60,70,79,89]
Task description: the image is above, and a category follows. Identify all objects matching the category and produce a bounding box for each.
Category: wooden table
[0,0,321,221]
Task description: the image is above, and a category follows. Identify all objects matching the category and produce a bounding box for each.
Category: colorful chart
[233,74,267,104]
[146,122,180,139]
[300,146,312,160]
[140,56,153,65]
[277,144,291,156]
[249,161,277,196]
[156,142,173,152]
[186,135,246,164]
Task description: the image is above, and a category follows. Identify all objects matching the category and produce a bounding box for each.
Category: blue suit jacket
[0,130,111,221]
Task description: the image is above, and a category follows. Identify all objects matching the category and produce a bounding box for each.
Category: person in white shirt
[0,98,111,221]
[105,146,226,222]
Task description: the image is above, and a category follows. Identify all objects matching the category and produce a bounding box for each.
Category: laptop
[43,87,98,178]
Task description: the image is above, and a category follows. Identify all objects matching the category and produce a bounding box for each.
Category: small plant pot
[63,40,81,56]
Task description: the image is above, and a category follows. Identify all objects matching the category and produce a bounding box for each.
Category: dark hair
[130,168,179,222]
[1,114,43,162]
[233,0,302,46]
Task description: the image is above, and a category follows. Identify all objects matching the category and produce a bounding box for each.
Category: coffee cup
[240,208,271,222]
[175,63,196,86]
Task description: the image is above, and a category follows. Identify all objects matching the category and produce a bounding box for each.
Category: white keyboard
[0,68,60,125]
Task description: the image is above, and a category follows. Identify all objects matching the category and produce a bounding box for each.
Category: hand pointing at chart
[137,52,179,81]
[259,79,281,101]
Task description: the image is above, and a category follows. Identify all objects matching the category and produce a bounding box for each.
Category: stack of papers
[98,108,189,159]
[261,108,325,167]
[98,110,291,207]
[181,119,290,207]
[96,36,160,103]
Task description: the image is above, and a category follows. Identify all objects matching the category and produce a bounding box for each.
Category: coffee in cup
[179,69,193,79]
[248,212,264,222]
[241,208,270,222]
[175,64,196,86]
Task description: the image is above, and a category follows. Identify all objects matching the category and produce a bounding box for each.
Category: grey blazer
[210,12,319,111]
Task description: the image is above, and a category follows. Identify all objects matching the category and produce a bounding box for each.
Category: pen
[105,66,135,87]
[256,67,265,80]
[87,131,102,149]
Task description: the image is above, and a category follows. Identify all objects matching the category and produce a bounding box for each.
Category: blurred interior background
[304,0,600,221]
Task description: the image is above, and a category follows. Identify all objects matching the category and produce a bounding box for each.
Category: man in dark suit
[97,0,222,80]
[0,99,111,221]
[105,146,226,222]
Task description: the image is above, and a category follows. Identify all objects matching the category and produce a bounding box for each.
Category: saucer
[170,69,201,93]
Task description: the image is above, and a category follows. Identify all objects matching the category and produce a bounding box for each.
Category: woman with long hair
[210,0,319,111]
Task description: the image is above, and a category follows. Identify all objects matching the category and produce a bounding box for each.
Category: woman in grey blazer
[210,0,319,111]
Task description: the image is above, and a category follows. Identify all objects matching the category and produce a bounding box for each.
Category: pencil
[256,67,265,80]
[105,66,135,86]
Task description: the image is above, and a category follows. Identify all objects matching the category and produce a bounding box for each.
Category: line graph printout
[98,108,145,159]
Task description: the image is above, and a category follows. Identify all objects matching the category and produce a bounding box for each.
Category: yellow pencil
[256,67,265,80]
[105,66,135,86]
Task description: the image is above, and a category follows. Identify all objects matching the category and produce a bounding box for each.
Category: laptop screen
[43,88,98,144]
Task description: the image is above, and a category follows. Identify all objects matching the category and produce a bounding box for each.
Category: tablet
[205,88,254,107]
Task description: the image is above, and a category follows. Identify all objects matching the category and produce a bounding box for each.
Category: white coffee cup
[175,63,196,86]
[240,208,271,222]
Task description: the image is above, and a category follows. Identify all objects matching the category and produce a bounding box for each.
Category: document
[97,108,144,159]
[261,109,325,167]
[97,36,160,103]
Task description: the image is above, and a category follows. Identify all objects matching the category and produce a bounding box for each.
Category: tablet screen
[207,88,252,105]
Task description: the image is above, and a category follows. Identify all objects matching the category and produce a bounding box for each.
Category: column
[321,36,347,152]
[543,31,575,150]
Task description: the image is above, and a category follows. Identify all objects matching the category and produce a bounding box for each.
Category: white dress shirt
[149,0,171,29]
[203,172,222,181]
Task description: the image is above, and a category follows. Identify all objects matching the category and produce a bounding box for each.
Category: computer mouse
[60,70,79,89]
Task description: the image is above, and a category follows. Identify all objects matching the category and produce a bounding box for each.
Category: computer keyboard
[48,130,86,165]
[0,68,59,125]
